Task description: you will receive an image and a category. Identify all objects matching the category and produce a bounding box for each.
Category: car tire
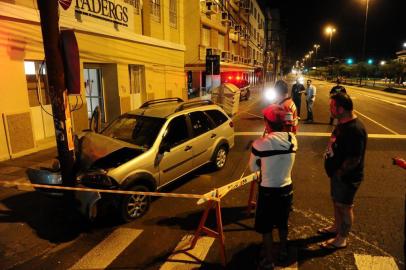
[212,145,228,170]
[119,185,150,222]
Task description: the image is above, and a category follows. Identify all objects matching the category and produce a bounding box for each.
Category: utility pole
[37,0,76,187]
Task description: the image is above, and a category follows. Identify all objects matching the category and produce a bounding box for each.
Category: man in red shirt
[273,80,299,134]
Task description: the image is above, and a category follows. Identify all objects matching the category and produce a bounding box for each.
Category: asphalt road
[0,77,405,270]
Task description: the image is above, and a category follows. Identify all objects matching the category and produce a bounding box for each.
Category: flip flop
[317,227,337,235]
[319,241,347,250]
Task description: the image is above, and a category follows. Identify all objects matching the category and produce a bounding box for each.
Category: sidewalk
[0,147,56,188]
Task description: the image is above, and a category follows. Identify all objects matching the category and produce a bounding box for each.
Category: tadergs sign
[59,0,134,32]
[74,0,130,26]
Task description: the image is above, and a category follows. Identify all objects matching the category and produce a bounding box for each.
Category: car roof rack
[175,100,213,112]
[140,98,184,108]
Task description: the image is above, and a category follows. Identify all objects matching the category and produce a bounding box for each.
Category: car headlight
[78,170,115,187]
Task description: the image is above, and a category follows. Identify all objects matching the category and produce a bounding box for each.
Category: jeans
[306,100,314,121]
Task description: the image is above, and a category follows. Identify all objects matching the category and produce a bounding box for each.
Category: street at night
[0,78,405,269]
[1,0,405,269]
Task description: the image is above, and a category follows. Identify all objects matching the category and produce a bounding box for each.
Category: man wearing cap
[249,104,298,269]
[273,80,299,134]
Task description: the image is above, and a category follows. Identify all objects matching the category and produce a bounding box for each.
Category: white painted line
[355,93,406,109]
[159,234,215,270]
[354,254,399,270]
[235,132,406,139]
[354,110,399,135]
[243,112,263,119]
[69,228,142,270]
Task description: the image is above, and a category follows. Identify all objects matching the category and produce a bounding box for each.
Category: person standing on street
[319,93,367,250]
[291,78,305,118]
[249,104,297,269]
[329,78,347,125]
[273,80,299,134]
[305,80,316,123]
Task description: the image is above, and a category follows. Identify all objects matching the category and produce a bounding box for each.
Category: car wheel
[212,145,228,170]
[119,185,150,222]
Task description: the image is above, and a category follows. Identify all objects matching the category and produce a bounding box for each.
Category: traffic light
[346,58,353,65]
[367,59,373,65]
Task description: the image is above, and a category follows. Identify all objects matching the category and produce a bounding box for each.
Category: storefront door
[24,60,55,142]
[84,68,106,123]
[129,65,145,109]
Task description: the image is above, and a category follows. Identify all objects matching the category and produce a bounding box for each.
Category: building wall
[0,0,186,160]
[184,0,265,96]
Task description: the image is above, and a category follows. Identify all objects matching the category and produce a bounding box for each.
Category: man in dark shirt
[319,93,367,250]
[329,78,347,125]
[291,78,305,118]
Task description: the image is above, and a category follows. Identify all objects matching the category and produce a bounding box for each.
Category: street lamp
[325,26,336,57]
[362,0,370,60]
[313,44,320,59]
[380,61,386,66]
[403,42,406,49]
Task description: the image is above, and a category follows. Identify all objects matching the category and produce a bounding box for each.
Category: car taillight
[229,121,234,128]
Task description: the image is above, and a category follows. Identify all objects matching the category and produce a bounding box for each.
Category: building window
[201,27,211,47]
[169,0,177,28]
[218,34,225,51]
[24,60,50,107]
[151,0,161,22]
[124,0,140,14]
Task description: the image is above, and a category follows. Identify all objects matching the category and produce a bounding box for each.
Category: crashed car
[27,98,234,222]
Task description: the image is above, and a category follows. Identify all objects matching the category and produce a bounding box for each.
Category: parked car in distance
[27,98,235,222]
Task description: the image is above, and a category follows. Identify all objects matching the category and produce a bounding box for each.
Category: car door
[187,111,216,168]
[158,115,194,185]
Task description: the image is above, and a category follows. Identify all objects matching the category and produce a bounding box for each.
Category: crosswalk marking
[159,234,215,270]
[354,254,399,270]
[69,228,142,270]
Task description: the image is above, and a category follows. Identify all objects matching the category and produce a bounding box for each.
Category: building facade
[184,0,265,98]
[0,0,186,160]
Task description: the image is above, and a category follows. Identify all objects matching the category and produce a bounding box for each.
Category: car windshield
[102,115,165,149]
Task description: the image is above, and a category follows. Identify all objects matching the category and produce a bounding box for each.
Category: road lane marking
[312,79,406,108]
[69,228,142,270]
[235,132,406,139]
[354,110,399,135]
[356,93,406,109]
[160,234,215,270]
[293,208,404,266]
[354,254,399,270]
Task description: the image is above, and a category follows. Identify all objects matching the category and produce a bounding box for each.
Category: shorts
[254,184,293,233]
[330,175,361,205]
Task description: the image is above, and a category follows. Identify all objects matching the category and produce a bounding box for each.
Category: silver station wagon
[28,98,234,222]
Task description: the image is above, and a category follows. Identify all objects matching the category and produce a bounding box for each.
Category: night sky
[259,0,405,64]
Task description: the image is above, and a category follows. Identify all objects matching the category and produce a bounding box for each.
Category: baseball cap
[262,104,286,123]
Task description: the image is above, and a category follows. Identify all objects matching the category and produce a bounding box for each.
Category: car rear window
[102,115,165,149]
[205,109,229,127]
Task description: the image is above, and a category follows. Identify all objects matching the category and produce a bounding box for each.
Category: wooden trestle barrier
[191,172,259,266]
[191,194,226,266]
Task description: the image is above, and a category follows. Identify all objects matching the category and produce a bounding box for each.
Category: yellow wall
[184,0,201,64]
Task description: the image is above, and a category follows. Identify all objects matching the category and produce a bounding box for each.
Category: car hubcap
[216,149,227,168]
[127,194,148,218]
